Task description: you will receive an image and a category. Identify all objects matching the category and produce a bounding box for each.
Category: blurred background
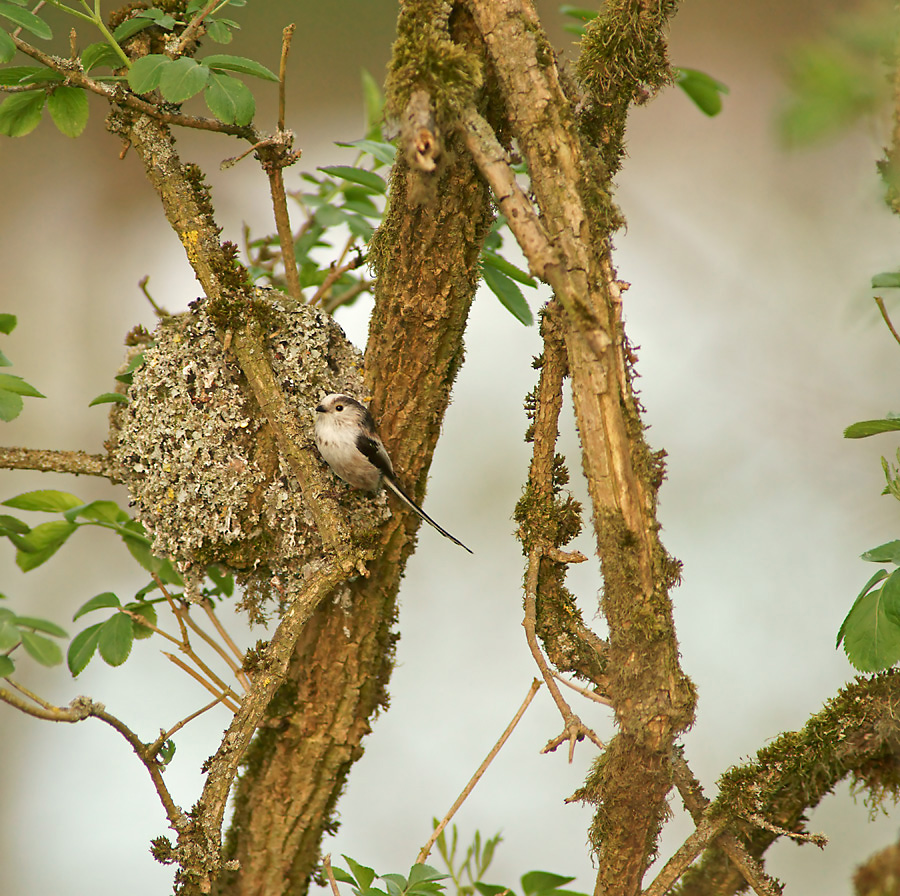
[1,0,899,893]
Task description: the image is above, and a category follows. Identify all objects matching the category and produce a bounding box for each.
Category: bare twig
[416,679,542,864]
[278,24,295,133]
[309,251,366,307]
[161,652,240,713]
[551,670,612,707]
[322,854,342,896]
[525,554,604,762]
[747,814,827,848]
[671,754,783,896]
[875,296,900,347]
[159,694,229,745]
[201,599,246,668]
[172,0,219,57]
[138,276,170,318]
[264,157,304,303]
[0,686,186,831]
[641,816,729,896]
[0,445,112,478]
[179,606,251,692]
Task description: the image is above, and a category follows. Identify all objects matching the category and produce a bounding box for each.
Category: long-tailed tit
[314,393,472,553]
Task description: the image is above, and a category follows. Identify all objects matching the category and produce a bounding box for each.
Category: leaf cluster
[0,488,234,680]
[333,857,449,896]
[0,0,266,134]
[837,423,900,669]
[0,314,44,420]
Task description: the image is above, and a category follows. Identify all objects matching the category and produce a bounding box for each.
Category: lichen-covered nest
[106,290,378,589]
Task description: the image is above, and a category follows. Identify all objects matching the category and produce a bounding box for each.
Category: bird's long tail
[383,476,473,554]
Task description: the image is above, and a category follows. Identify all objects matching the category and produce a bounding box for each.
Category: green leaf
[157,738,176,766]
[336,138,396,166]
[20,630,62,666]
[0,90,45,136]
[0,390,23,421]
[0,313,16,334]
[474,885,511,896]
[89,391,129,407]
[861,541,900,564]
[114,351,145,384]
[67,622,102,676]
[0,66,46,86]
[3,490,82,512]
[121,527,183,585]
[0,27,14,63]
[159,56,209,103]
[16,520,76,551]
[16,542,60,571]
[202,54,277,81]
[63,500,126,524]
[81,41,124,73]
[407,865,449,886]
[127,54,172,94]
[482,249,536,286]
[521,873,576,895]
[74,592,121,621]
[0,3,51,39]
[674,68,729,117]
[330,868,358,887]
[98,612,134,666]
[343,856,376,891]
[206,564,234,596]
[482,265,534,326]
[124,600,157,639]
[113,12,158,42]
[47,86,88,137]
[204,70,254,125]
[0,654,14,677]
[0,373,43,397]
[0,514,27,535]
[14,615,67,637]
[0,617,20,650]
[0,348,11,366]
[361,68,384,140]
[837,569,900,671]
[844,418,900,438]
[205,19,233,43]
[559,5,598,22]
[319,165,386,194]
[872,272,900,289]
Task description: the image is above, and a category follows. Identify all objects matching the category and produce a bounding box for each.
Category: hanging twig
[416,679,542,864]
[875,296,900,347]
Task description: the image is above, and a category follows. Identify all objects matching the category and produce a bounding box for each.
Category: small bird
[314,393,472,553]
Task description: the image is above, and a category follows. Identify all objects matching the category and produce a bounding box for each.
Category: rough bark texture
[463,2,694,893]
[214,5,492,894]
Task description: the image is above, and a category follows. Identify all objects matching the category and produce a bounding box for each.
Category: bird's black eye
[335,404,343,412]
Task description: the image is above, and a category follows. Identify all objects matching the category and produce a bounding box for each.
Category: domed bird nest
[106,291,380,598]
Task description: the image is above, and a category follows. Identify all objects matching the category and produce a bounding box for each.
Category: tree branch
[0,445,114,479]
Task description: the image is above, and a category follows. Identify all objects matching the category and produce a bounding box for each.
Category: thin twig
[179,606,251,692]
[641,815,729,896]
[11,33,259,138]
[161,694,229,744]
[551,670,612,707]
[278,24,295,133]
[172,0,218,56]
[672,753,783,896]
[309,252,366,306]
[201,599,246,667]
[162,652,240,712]
[323,854,342,896]
[875,296,900,347]
[0,686,187,831]
[416,679,542,864]
[138,275,170,318]
[265,159,304,303]
[6,676,59,710]
[524,548,604,761]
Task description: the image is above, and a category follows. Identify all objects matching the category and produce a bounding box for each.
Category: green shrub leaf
[98,612,134,666]
[47,86,89,137]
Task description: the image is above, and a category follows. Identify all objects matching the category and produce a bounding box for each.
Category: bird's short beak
[315,404,325,413]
